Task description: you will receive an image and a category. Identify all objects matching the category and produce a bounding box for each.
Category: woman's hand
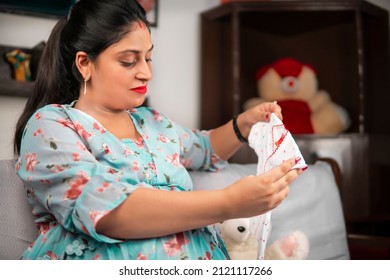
[236,101,282,141]
[209,101,282,160]
[222,157,303,218]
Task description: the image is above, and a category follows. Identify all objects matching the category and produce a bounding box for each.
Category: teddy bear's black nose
[237,226,246,233]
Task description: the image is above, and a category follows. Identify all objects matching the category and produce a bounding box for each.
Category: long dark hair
[14,0,150,155]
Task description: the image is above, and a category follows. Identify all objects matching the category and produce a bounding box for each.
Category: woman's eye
[146,58,152,63]
[120,61,136,67]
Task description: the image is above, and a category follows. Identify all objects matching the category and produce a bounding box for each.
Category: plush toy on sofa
[244,58,350,135]
[218,218,310,260]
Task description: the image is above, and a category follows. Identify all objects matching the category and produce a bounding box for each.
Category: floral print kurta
[16,102,229,260]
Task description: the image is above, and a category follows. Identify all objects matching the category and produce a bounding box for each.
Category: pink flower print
[46,251,58,260]
[166,153,180,167]
[132,161,140,171]
[25,153,38,172]
[97,182,110,193]
[107,168,116,174]
[57,118,75,129]
[38,223,51,234]
[163,232,189,257]
[57,119,93,140]
[93,122,106,134]
[72,153,80,161]
[33,128,43,136]
[211,154,219,165]
[133,138,144,149]
[47,164,65,173]
[35,112,42,120]
[148,163,156,174]
[40,179,51,184]
[137,253,148,260]
[203,251,212,260]
[89,210,110,227]
[152,109,163,122]
[157,133,170,143]
[180,158,192,168]
[209,240,215,250]
[123,147,135,157]
[39,251,58,260]
[102,143,111,154]
[76,141,87,151]
[15,159,21,172]
[93,254,102,260]
[81,225,90,236]
[74,122,93,141]
[64,171,90,199]
[181,131,189,139]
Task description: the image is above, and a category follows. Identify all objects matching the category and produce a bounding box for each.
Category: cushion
[0,159,38,260]
[190,161,350,260]
[5,49,32,81]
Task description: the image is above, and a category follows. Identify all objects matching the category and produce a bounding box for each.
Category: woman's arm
[96,157,302,239]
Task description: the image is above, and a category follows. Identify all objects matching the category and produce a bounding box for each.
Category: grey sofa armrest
[0,159,38,260]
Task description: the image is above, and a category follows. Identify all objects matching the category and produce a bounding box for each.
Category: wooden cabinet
[200,0,390,232]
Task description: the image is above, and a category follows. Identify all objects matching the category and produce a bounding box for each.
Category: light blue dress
[16,103,230,260]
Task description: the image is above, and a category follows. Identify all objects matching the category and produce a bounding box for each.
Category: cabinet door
[200,1,390,136]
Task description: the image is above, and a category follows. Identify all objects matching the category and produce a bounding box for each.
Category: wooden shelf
[348,233,390,259]
[200,0,390,227]
[200,0,390,135]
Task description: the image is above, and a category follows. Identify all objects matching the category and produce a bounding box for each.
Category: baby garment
[248,113,307,259]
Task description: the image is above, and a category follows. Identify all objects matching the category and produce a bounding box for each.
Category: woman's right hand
[223,157,304,219]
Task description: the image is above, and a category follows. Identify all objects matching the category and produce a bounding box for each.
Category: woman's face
[88,22,153,111]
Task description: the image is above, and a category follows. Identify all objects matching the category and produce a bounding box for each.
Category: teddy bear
[218,218,310,260]
[244,57,350,135]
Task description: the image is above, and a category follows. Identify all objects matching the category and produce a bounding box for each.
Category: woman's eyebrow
[118,44,154,55]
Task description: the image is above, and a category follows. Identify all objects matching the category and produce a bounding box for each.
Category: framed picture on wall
[0,0,77,18]
[137,0,158,27]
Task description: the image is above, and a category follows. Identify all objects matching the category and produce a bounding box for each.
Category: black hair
[14,0,150,155]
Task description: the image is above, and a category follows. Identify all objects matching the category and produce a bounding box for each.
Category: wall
[0,0,389,159]
[0,0,219,159]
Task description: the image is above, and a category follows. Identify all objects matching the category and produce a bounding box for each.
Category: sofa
[0,157,350,260]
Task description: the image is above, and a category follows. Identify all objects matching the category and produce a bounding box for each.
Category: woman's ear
[75,51,91,80]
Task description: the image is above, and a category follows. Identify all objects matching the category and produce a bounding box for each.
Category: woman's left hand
[236,101,282,140]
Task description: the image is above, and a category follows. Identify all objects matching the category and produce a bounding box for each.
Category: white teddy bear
[218,218,310,260]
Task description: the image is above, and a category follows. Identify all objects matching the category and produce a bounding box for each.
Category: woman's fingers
[264,157,302,183]
[260,158,303,197]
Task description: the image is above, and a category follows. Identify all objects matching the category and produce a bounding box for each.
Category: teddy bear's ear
[255,64,271,80]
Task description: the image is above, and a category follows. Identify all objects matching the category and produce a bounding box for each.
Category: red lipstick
[131,86,147,94]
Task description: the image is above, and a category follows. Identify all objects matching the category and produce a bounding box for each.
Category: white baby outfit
[248,113,307,259]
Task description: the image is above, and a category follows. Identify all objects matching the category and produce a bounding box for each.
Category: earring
[83,74,90,95]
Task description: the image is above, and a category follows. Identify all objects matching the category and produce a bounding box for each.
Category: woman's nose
[136,59,152,81]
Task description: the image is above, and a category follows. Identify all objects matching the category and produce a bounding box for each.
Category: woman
[13,0,303,260]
